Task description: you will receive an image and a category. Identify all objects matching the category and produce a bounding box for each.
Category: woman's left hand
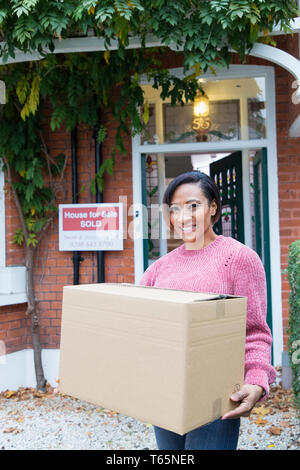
[221,384,264,420]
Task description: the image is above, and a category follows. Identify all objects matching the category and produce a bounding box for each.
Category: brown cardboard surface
[59,282,247,435]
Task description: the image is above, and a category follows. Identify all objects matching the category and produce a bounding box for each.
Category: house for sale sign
[59,203,123,251]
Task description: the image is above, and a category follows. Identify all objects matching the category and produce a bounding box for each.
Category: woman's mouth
[180,225,197,233]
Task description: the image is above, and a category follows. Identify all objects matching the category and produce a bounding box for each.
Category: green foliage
[13,227,24,246]
[285,240,300,412]
[0,1,297,70]
[0,60,64,247]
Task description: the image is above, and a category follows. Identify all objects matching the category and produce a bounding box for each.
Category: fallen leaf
[267,426,282,436]
[252,406,272,416]
[279,421,292,428]
[267,444,275,449]
[3,427,23,434]
[255,417,269,426]
[4,390,17,399]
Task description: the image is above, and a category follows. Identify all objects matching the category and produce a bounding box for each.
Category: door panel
[253,149,273,341]
[141,153,149,271]
[210,151,244,243]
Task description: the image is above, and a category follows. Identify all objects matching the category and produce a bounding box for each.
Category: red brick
[6,328,27,338]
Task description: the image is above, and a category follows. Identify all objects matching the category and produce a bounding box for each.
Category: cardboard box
[59,282,247,435]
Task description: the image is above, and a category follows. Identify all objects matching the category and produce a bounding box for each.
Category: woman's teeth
[181,225,196,233]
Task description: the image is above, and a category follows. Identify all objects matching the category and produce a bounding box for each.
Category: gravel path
[0,382,299,450]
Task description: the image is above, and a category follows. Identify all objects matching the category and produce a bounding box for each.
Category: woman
[139,170,276,450]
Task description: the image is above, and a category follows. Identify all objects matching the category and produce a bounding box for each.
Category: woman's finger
[222,401,251,420]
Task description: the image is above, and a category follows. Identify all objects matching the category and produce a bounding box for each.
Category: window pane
[163,100,241,143]
[248,98,266,139]
[141,76,267,143]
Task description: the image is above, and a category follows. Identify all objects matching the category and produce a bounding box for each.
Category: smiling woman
[139,169,276,450]
[162,171,221,250]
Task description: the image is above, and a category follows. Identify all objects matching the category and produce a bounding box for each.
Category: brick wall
[276,36,300,348]
[0,304,29,353]
[1,36,300,355]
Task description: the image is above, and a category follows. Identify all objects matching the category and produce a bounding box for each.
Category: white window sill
[0,267,27,306]
[0,292,27,306]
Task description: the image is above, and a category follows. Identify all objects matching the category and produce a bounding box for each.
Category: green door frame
[141,153,149,272]
[253,149,273,345]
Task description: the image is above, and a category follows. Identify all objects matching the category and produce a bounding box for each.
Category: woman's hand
[221,384,264,420]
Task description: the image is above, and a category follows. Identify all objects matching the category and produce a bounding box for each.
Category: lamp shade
[193,91,210,118]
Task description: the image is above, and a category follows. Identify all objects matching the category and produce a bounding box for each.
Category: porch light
[192,89,212,141]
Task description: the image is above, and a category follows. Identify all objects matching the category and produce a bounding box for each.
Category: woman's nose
[178,209,194,224]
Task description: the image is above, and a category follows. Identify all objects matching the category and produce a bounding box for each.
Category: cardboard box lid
[63,282,240,304]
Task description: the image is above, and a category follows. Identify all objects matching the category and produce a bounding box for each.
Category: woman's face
[169,183,217,246]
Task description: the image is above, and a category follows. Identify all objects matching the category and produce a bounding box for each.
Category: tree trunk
[26,246,47,392]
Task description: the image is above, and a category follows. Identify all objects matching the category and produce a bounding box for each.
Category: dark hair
[162,171,221,225]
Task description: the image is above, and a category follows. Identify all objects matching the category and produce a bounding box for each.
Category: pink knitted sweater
[139,234,276,399]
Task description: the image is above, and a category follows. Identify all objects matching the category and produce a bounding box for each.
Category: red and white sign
[59,203,123,251]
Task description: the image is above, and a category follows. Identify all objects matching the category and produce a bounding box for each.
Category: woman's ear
[210,200,217,217]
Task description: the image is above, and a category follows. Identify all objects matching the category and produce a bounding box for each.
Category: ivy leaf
[25,184,34,202]
[142,102,149,125]
[13,228,24,246]
[27,232,38,248]
[97,125,107,144]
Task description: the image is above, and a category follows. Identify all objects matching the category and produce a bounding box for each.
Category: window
[141,77,267,144]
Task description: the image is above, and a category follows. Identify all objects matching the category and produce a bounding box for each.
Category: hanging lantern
[192,90,212,141]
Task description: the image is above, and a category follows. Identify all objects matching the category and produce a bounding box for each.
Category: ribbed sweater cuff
[244,368,270,402]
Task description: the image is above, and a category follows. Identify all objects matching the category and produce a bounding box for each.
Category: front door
[210,151,244,243]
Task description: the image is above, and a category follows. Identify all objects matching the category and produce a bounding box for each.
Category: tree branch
[37,215,55,245]
[38,129,54,190]
[2,154,29,242]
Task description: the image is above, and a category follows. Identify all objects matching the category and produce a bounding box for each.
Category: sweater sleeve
[138,261,158,287]
[232,245,277,400]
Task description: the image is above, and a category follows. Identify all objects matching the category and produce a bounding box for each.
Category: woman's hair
[162,170,221,226]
